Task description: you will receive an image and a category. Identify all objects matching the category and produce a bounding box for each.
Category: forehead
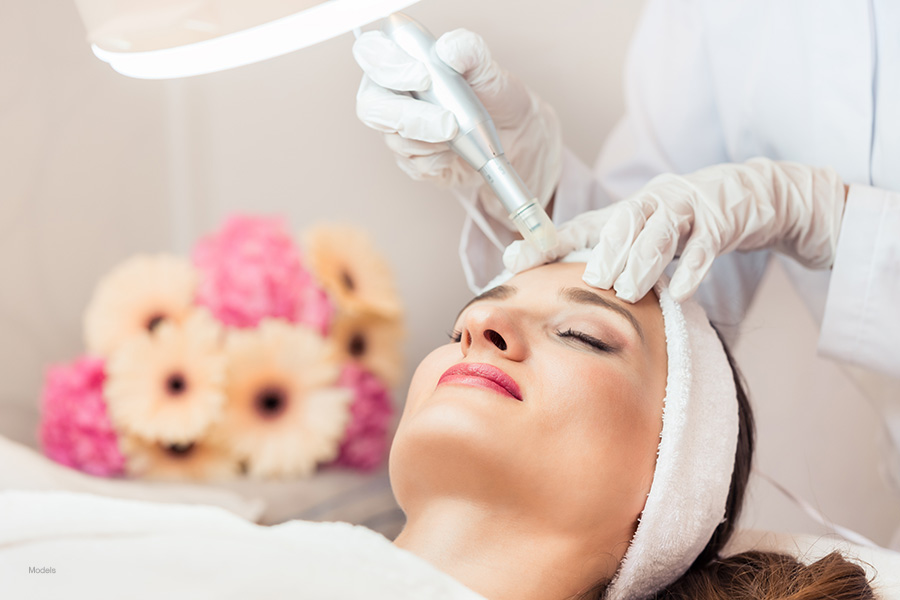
[503,262,664,330]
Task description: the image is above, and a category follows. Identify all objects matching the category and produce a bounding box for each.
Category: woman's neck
[393,499,618,600]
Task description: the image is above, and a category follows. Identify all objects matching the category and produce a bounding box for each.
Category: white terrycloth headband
[482,252,739,600]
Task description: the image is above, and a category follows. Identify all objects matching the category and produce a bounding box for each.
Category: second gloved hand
[353,28,562,227]
[503,158,846,302]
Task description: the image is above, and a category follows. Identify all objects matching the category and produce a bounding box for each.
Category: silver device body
[381,13,558,252]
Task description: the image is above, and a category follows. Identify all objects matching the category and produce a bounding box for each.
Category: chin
[389,399,520,512]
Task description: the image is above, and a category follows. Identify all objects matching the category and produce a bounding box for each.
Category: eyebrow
[455,284,644,341]
[559,287,644,341]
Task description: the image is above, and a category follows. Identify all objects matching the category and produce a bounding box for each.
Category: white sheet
[0,490,485,600]
[1,490,897,600]
[0,435,264,522]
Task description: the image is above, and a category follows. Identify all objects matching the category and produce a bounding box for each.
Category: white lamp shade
[74,0,423,79]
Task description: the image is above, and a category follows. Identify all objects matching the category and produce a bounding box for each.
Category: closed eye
[557,328,613,353]
[448,329,462,343]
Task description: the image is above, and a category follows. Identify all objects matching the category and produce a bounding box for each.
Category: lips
[438,362,523,401]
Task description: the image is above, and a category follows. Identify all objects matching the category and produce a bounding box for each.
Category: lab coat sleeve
[818,185,900,378]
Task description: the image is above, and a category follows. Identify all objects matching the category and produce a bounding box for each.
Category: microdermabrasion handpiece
[381,14,558,253]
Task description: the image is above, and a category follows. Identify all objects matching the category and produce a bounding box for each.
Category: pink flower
[39,356,126,477]
[328,363,394,472]
[300,284,336,337]
[193,215,334,331]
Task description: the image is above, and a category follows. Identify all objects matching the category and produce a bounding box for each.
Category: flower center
[254,386,288,419]
[146,314,166,332]
[349,332,366,357]
[166,372,188,397]
[341,269,355,292]
[164,442,195,458]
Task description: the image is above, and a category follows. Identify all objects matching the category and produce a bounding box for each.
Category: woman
[390,259,875,599]
[0,260,881,599]
[392,260,672,599]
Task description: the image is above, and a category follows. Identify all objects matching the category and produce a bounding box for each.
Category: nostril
[485,329,507,351]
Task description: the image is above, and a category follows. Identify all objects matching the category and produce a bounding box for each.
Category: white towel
[604,279,738,600]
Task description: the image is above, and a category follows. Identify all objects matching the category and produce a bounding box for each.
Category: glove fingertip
[440,111,459,140]
[667,281,691,303]
[668,268,704,302]
[435,29,486,75]
[613,281,641,304]
[398,104,458,142]
[502,242,527,272]
[353,32,432,92]
[583,243,619,289]
[582,261,614,291]
[581,270,606,290]
[614,257,663,303]
[503,243,553,273]
[668,245,713,301]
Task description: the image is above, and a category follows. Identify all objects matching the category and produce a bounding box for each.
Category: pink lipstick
[438,362,522,401]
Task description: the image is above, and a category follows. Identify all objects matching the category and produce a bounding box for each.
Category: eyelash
[447,328,611,352]
[557,328,613,352]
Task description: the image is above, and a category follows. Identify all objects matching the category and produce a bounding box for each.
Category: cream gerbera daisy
[217,319,352,479]
[122,433,239,481]
[329,313,405,387]
[104,310,226,444]
[84,254,197,357]
[302,224,402,318]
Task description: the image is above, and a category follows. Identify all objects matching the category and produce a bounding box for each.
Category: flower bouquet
[38,216,403,481]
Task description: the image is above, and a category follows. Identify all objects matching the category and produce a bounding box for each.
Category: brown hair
[652,334,875,600]
[581,330,875,600]
[656,550,875,600]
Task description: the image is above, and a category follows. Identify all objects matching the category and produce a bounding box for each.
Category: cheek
[402,345,459,416]
[390,344,460,481]
[532,357,662,521]
[538,355,646,428]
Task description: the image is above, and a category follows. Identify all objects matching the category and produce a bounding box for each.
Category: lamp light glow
[84,0,422,79]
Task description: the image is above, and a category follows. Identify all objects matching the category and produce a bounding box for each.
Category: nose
[459,304,526,361]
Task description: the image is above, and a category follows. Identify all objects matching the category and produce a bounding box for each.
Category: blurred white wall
[1,0,898,546]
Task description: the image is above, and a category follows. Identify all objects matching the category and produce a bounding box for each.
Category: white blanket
[0,490,486,600]
[1,490,898,600]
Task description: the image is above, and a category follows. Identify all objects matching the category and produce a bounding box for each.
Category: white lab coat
[461,0,900,378]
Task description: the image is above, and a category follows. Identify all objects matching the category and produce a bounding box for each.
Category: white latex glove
[503,158,846,302]
[353,28,562,228]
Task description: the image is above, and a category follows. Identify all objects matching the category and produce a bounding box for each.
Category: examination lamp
[73,0,558,252]
[73,0,422,79]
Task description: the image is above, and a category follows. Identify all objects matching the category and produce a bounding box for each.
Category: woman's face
[391,262,668,553]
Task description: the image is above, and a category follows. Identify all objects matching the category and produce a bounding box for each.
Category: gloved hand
[503,158,846,302]
[353,28,562,228]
